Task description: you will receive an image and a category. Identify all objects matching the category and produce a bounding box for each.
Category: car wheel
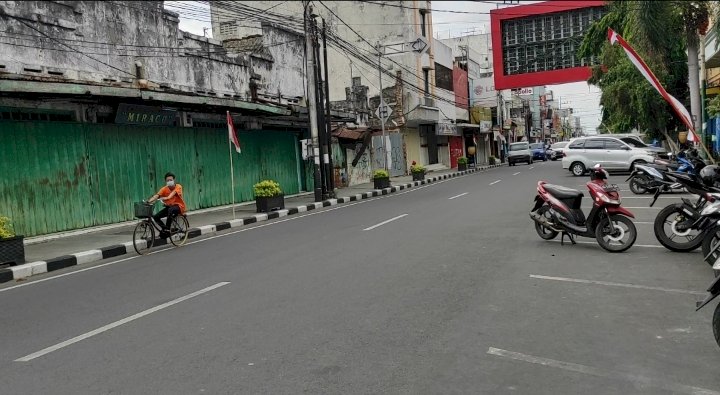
[571,162,586,176]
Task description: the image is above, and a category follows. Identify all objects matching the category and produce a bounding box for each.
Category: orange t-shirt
[157,184,187,214]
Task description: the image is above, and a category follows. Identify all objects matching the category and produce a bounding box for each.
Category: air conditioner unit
[423,96,436,107]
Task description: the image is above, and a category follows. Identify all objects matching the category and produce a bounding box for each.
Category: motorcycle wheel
[595,214,637,252]
[534,206,558,240]
[628,176,649,195]
[713,303,720,348]
[702,227,720,267]
[653,205,703,252]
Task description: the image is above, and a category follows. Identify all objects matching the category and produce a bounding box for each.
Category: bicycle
[132,201,190,255]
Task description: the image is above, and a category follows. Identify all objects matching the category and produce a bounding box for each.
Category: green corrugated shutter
[0,121,302,236]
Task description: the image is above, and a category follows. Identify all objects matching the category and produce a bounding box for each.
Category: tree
[580,1,718,138]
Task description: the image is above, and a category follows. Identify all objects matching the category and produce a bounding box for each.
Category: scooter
[695,274,720,348]
[530,164,637,252]
[627,164,685,195]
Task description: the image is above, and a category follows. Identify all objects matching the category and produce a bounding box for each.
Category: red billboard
[490,1,606,90]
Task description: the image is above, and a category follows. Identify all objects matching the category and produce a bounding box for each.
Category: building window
[434,63,453,91]
[423,68,430,95]
[420,10,427,37]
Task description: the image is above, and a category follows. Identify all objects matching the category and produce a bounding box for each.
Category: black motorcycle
[696,274,720,348]
[652,172,719,252]
[627,163,684,195]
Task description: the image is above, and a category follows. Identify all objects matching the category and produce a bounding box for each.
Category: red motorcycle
[529,165,637,252]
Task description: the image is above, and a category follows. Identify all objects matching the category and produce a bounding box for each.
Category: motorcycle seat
[544,184,584,199]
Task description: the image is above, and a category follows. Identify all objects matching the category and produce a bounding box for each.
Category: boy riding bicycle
[147,172,187,238]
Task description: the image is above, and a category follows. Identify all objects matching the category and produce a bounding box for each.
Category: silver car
[507,142,532,166]
[561,136,656,176]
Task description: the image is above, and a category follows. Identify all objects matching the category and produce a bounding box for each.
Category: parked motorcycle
[652,167,720,252]
[695,274,720,348]
[627,149,704,195]
[627,163,685,195]
[530,164,637,252]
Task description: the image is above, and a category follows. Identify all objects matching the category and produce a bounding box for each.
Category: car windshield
[529,143,543,150]
[620,137,647,147]
[551,142,567,149]
[509,143,528,151]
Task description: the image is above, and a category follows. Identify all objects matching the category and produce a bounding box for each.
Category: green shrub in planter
[373,169,391,189]
[254,180,285,213]
[457,156,468,171]
[0,216,24,265]
[410,162,426,181]
[489,156,497,165]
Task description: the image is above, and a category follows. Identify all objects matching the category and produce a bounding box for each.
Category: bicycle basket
[134,202,154,218]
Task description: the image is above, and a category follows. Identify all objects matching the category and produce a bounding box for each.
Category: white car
[561,136,656,176]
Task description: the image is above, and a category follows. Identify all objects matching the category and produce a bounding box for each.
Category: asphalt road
[1,162,719,394]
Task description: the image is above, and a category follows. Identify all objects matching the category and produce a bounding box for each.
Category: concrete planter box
[412,171,425,181]
[256,195,285,213]
[0,236,25,266]
[458,163,468,171]
[373,177,391,189]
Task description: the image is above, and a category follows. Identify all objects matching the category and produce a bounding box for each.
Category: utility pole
[322,19,336,196]
[312,15,329,199]
[303,1,322,202]
[377,42,389,171]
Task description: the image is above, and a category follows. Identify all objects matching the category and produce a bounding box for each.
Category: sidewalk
[1,164,504,284]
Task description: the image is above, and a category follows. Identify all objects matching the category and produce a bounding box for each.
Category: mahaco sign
[115,104,177,126]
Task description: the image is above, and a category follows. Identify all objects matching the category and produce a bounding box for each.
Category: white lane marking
[489,180,501,186]
[548,239,665,248]
[513,172,521,176]
[15,282,231,362]
[622,196,690,199]
[448,192,468,200]
[363,214,408,231]
[634,221,654,224]
[0,172,481,293]
[529,166,535,170]
[529,275,704,295]
[487,347,719,395]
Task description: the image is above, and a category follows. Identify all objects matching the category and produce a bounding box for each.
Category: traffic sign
[375,100,392,123]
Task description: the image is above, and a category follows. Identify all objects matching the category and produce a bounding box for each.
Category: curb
[0,164,505,284]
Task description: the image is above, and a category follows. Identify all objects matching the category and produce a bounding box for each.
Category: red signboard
[453,65,469,109]
[490,0,606,90]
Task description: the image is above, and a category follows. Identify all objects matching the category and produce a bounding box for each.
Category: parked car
[618,136,669,159]
[561,136,656,176]
[508,142,532,166]
[529,143,548,161]
[548,141,568,161]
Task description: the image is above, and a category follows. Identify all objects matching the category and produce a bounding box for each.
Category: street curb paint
[0,164,505,284]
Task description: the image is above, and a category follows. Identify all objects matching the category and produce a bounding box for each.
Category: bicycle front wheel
[133,221,155,255]
[169,215,190,247]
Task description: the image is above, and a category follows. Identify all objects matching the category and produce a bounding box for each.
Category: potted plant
[489,156,497,166]
[410,161,426,181]
[373,169,391,189]
[0,216,24,266]
[254,180,285,213]
[457,156,469,171]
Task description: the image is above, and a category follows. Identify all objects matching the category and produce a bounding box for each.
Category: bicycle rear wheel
[133,221,155,255]
[169,215,189,247]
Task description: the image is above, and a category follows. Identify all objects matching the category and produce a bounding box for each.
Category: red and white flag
[227,111,241,153]
[607,28,698,142]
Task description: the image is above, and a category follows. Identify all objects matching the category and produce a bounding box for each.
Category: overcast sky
[170,1,602,133]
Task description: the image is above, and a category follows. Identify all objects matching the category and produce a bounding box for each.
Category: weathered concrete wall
[210,0,434,119]
[0,1,254,99]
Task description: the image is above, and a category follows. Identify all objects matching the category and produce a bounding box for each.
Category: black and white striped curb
[0,164,504,284]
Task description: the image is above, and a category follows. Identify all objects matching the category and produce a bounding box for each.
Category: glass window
[434,63,453,91]
[604,140,627,150]
[509,143,528,151]
[584,139,605,149]
[568,140,584,149]
[620,137,646,147]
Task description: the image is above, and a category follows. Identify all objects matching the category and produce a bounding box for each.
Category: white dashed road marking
[487,347,719,395]
[513,172,521,176]
[528,274,703,295]
[489,180,501,186]
[448,192,468,200]
[363,214,408,231]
